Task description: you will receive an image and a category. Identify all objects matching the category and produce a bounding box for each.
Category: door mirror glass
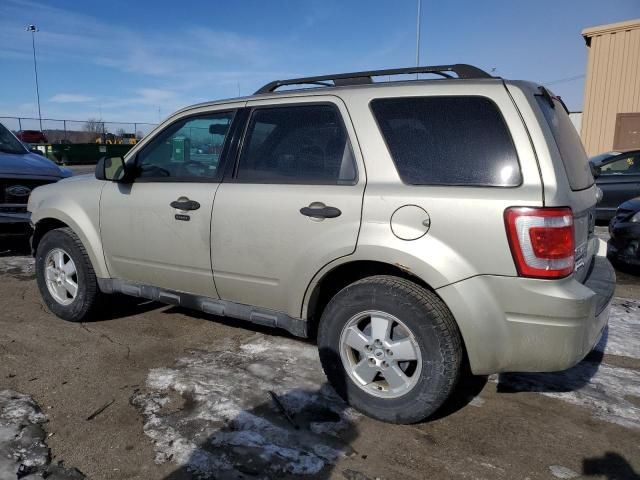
[97,156,127,181]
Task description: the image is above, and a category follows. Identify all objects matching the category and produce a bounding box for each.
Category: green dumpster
[172,136,190,163]
[45,143,134,165]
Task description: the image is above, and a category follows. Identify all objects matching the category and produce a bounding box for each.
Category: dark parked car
[16,130,48,144]
[608,196,640,267]
[0,122,71,236]
[590,149,640,221]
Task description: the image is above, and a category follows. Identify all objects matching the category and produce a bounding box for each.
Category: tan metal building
[581,19,640,156]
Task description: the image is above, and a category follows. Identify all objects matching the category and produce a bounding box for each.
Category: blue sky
[1,0,638,126]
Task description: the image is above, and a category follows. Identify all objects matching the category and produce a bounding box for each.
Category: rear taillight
[504,207,574,279]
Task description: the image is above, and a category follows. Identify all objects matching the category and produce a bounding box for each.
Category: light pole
[26,24,43,131]
[415,0,422,78]
[416,0,422,67]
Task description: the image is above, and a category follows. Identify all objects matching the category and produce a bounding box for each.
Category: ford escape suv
[27,64,615,424]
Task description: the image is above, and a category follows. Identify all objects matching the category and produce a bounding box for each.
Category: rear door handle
[300,204,342,218]
[170,199,200,211]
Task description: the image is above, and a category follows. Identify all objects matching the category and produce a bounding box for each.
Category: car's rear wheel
[36,227,104,322]
[318,275,462,424]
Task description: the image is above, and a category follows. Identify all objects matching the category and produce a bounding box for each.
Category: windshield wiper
[0,146,24,154]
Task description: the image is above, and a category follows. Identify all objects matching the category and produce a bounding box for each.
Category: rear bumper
[437,247,615,375]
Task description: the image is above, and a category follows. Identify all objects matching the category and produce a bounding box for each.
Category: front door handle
[300,203,342,219]
[170,198,200,211]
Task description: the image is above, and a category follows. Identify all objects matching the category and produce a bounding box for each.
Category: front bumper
[0,209,31,236]
[0,212,30,224]
[437,247,615,375]
[608,221,640,266]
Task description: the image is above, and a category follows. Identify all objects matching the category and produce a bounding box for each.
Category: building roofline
[582,18,640,46]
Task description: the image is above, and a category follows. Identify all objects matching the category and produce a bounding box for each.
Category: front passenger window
[137,111,234,180]
[600,155,639,175]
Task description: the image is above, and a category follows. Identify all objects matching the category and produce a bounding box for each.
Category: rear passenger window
[371,96,522,186]
[236,105,357,184]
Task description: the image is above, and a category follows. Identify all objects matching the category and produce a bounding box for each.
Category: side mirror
[590,163,602,179]
[96,156,129,182]
[29,147,45,156]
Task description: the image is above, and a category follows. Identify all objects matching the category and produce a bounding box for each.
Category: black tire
[35,227,104,322]
[317,275,462,424]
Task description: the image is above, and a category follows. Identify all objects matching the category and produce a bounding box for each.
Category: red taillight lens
[504,207,575,278]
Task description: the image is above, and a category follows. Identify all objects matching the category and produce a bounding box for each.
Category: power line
[542,74,585,86]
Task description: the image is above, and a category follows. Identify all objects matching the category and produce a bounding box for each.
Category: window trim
[132,109,238,183]
[368,95,523,188]
[225,101,359,186]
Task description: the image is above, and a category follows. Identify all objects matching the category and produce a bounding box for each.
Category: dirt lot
[1,228,639,480]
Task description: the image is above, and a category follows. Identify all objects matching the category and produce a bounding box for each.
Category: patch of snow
[469,396,485,408]
[549,465,580,478]
[594,226,610,242]
[0,390,84,479]
[595,298,640,359]
[0,256,35,279]
[495,361,640,429]
[132,334,360,479]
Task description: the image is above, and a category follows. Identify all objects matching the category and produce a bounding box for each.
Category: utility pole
[26,24,43,131]
[415,0,422,78]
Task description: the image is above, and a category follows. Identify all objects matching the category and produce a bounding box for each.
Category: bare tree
[115,127,126,137]
[84,118,104,134]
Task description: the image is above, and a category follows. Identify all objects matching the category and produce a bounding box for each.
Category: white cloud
[0,0,283,81]
[50,93,95,103]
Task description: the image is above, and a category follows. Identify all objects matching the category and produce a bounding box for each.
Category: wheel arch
[304,259,436,338]
[31,210,109,278]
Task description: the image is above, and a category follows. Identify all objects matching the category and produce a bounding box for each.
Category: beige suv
[28,65,615,424]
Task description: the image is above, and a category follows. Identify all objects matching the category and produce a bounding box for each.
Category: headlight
[59,167,74,178]
[630,211,640,223]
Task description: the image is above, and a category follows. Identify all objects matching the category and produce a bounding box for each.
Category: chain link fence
[0,116,157,144]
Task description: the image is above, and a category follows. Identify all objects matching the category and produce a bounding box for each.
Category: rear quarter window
[370,96,522,187]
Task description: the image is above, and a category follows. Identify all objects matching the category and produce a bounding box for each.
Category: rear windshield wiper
[538,86,570,114]
[538,86,555,109]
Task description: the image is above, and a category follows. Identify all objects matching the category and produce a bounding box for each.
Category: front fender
[29,179,109,278]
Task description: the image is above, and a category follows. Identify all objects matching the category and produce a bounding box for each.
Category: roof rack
[254,64,493,94]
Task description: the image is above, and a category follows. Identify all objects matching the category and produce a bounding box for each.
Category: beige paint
[581,19,640,156]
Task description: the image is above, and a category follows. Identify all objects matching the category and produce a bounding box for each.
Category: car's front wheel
[318,275,462,424]
[36,227,104,322]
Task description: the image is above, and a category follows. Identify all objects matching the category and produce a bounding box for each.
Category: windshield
[0,123,28,154]
[589,151,621,165]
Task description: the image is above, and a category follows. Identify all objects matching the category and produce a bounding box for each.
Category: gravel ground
[0,233,639,480]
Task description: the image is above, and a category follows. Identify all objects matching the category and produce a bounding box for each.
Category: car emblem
[6,185,32,197]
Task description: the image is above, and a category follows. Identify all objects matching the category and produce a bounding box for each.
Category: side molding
[97,278,307,338]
